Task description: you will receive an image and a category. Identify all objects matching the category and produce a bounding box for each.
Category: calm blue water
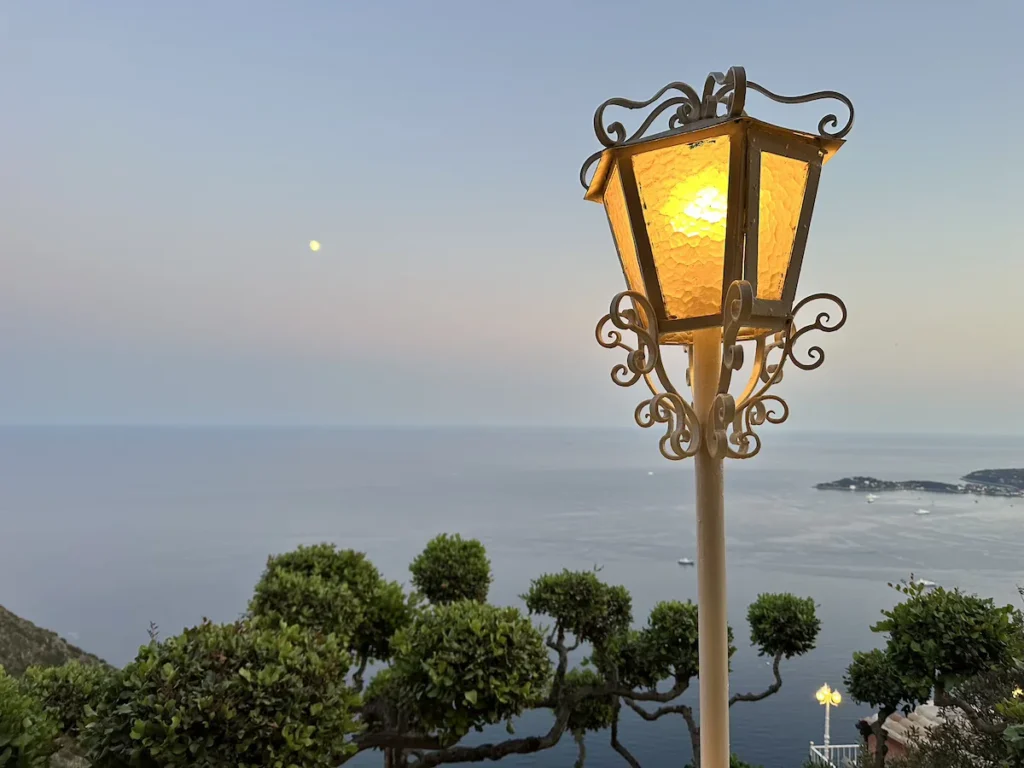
[1,427,1021,767]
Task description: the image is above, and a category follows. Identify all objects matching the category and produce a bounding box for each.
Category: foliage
[410,534,492,605]
[845,648,930,715]
[249,543,414,663]
[388,600,550,744]
[22,661,114,737]
[0,665,60,768]
[873,585,1021,687]
[523,569,631,647]
[595,601,703,689]
[250,567,361,641]
[562,668,614,734]
[83,619,359,768]
[746,593,820,659]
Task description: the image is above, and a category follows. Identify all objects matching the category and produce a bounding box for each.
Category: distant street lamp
[580,67,854,767]
[816,683,844,750]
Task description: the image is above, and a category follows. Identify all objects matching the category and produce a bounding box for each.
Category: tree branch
[352,654,369,693]
[573,731,586,768]
[934,684,1007,736]
[609,700,641,768]
[729,651,783,706]
[409,704,572,766]
[623,698,692,722]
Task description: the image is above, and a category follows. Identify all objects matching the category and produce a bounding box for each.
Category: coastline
[815,469,1024,498]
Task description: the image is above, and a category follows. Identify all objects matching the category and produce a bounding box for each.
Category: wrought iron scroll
[580,67,854,189]
[595,283,847,463]
[596,292,701,461]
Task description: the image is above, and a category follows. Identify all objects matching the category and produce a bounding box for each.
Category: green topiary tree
[248,543,416,688]
[845,648,930,768]
[350,539,820,768]
[22,661,115,737]
[0,665,60,768]
[410,534,492,605]
[83,620,360,768]
[846,581,1024,768]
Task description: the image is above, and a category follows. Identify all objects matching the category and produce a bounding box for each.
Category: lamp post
[580,67,854,768]
[816,683,843,750]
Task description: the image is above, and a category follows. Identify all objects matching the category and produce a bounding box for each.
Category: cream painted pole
[690,327,729,768]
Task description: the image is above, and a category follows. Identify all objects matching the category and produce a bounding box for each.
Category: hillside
[0,603,105,677]
[961,468,1024,491]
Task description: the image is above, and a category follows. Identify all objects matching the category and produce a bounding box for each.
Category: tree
[844,648,929,768]
[53,536,818,767]
[349,539,821,767]
[846,580,1024,767]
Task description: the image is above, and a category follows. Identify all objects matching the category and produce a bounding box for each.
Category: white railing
[808,742,861,767]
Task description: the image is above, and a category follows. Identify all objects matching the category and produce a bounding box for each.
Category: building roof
[858,702,948,747]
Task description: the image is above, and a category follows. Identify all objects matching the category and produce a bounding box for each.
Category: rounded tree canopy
[249,543,414,663]
[523,569,631,647]
[410,534,492,605]
[746,593,821,659]
[389,600,550,744]
[873,586,1022,685]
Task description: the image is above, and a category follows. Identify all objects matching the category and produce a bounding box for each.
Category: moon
[309,240,321,252]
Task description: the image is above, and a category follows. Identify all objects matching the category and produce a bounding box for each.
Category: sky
[1,0,1022,432]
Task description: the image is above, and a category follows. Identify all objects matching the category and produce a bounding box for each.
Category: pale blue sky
[1,1,1022,431]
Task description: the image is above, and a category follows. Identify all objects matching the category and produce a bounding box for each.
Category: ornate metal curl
[595,292,700,460]
[580,66,854,189]
[785,293,848,371]
[595,282,847,463]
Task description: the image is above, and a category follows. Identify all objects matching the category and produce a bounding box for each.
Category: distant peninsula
[815,469,1024,498]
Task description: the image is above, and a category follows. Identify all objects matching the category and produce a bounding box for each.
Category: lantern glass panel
[756,152,809,301]
[603,165,646,298]
[632,136,732,321]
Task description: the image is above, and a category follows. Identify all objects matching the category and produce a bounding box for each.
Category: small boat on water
[915,508,931,515]
[678,557,694,566]
[866,494,878,503]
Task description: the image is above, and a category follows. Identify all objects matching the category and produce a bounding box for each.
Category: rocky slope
[0,603,105,677]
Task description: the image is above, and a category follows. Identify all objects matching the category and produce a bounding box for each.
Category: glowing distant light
[815,684,842,706]
[309,240,321,252]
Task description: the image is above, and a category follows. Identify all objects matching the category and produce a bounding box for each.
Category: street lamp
[581,67,853,768]
[816,683,843,750]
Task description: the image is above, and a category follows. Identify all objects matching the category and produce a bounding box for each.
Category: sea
[1,427,1021,767]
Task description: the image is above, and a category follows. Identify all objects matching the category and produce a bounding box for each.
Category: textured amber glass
[632,137,731,321]
[603,165,646,300]
[756,153,809,301]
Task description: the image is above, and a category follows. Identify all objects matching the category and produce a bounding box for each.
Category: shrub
[0,665,60,768]
[83,620,359,768]
[249,543,414,663]
[389,601,550,743]
[22,661,113,736]
[410,534,492,605]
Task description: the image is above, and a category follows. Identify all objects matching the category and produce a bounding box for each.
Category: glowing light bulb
[659,167,729,240]
[309,240,321,252]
